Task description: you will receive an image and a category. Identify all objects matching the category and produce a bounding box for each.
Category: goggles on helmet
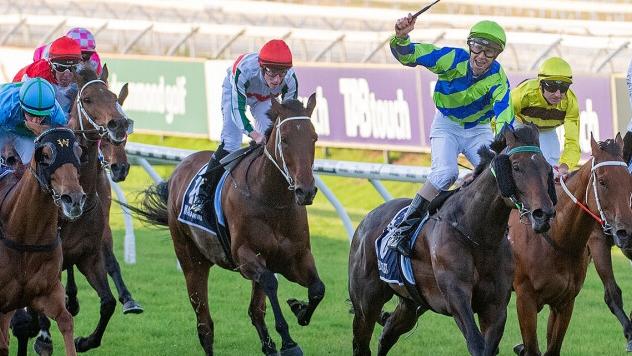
[541,80,570,94]
[262,66,288,79]
[51,61,78,73]
[467,39,501,59]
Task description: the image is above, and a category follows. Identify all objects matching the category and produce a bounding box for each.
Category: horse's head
[73,65,132,145]
[100,82,131,182]
[33,128,86,219]
[493,123,556,233]
[587,133,632,249]
[265,93,318,205]
[0,142,25,177]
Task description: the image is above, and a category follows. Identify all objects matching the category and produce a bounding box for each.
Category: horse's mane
[263,98,305,140]
[597,138,621,157]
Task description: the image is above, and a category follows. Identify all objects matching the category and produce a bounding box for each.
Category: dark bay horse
[32,66,132,355]
[128,95,324,355]
[509,134,632,356]
[0,128,85,356]
[64,83,143,316]
[349,125,556,356]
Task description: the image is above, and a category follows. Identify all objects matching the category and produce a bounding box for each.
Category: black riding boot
[190,145,229,214]
[387,194,431,257]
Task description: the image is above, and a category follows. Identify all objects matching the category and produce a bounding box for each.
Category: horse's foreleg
[65,266,80,316]
[514,286,541,356]
[102,225,144,314]
[74,255,116,352]
[543,302,575,356]
[239,248,300,356]
[284,252,325,327]
[31,284,77,356]
[248,281,278,356]
[0,312,13,356]
[377,298,422,356]
[173,232,214,356]
[478,301,509,356]
[588,234,632,351]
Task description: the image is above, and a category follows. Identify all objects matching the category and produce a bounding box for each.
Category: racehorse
[64,82,144,316]
[349,124,557,356]
[127,95,324,355]
[509,134,632,356]
[0,127,85,356]
[31,66,132,355]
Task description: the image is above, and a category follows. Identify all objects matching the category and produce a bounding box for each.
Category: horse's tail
[121,181,170,227]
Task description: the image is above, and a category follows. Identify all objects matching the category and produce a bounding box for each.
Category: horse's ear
[270,96,283,116]
[100,64,109,82]
[306,92,317,117]
[590,132,599,154]
[118,83,129,106]
[502,124,516,148]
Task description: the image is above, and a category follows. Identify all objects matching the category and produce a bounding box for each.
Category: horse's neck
[444,169,511,246]
[248,145,296,208]
[551,163,596,253]
[1,170,57,244]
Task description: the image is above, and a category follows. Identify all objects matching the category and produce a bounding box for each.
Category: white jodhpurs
[537,128,561,167]
[428,111,494,190]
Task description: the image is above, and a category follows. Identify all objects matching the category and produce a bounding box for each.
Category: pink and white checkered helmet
[66,27,96,51]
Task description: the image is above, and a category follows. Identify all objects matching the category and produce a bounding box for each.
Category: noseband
[263,115,312,191]
[559,158,628,235]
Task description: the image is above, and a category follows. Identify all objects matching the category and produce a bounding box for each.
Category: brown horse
[349,124,556,356]
[509,134,632,356]
[0,128,85,356]
[64,83,143,316]
[128,95,324,355]
[31,66,132,355]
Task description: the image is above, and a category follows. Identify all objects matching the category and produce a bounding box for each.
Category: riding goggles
[467,39,501,59]
[51,62,78,73]
[262,66,288,79]
[541,80,570,94]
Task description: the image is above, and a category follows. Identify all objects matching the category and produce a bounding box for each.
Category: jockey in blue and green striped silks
[386,15,515,257]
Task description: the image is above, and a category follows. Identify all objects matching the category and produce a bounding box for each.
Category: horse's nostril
[532,209,544,220]
[616,230,630,239]
[60,194,72,205]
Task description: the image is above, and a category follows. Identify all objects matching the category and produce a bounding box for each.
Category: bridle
[74,79,133,144]
[559,157,628,235]
[262,115,311,191]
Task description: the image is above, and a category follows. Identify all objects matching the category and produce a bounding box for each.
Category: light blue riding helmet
[19,77,56,116]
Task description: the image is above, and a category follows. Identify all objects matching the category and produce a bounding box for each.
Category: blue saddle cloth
[177,163,229,233]
[375,208,429,286]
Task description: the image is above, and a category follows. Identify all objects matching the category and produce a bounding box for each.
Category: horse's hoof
[626,339,632,352]
[34,337,53,356]
[122,300,144,314]
[280,345,303,356]
[287,299,309,326]
[513,344,525,355]
[66,297,80,316]
[75,336,99,353]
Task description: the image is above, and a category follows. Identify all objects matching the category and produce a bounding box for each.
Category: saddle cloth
[375,207,429,286]
[177,163,229,233]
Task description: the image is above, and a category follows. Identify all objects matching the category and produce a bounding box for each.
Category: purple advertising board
[295,63,615,155]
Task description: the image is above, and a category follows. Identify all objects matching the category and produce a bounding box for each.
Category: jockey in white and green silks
[191,39,298,214]
[386,16,515,256]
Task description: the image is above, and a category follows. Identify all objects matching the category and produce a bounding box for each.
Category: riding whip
[412,0,441,19]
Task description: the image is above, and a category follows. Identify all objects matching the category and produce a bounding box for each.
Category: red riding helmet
[48,36,82,63]
[258,39,292,68]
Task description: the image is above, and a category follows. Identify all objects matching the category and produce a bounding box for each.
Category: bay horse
[509,134,632,356]
[0,127,85,356]
[128,95,324,355]
[349,124,556,356]
[32,66,132,355]
[64,82,144,316]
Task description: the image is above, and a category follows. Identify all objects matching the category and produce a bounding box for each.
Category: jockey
[66,27,103,76]
[0,78,67,165]
[190,39,298,213]
[14,36,82,114]
[387,17,514,256]
[512,57,579,178]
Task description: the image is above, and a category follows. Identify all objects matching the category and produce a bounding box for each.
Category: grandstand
[1,0,631,73]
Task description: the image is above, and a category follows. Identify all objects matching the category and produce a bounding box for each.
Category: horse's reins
[263,115,312,190]
[559,158,628,235]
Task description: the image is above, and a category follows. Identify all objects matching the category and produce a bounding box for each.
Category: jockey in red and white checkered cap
[66,27,103,76]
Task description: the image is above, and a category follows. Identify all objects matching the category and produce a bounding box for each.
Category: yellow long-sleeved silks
[511,79,580,168]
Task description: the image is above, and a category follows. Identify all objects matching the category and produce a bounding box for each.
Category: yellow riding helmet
[538,57,573,84]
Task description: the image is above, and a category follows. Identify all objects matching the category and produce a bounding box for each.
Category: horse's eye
[598,178,606,186]
[82,97,92,104]
[512,163,520,172]
[281,137,288,144]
